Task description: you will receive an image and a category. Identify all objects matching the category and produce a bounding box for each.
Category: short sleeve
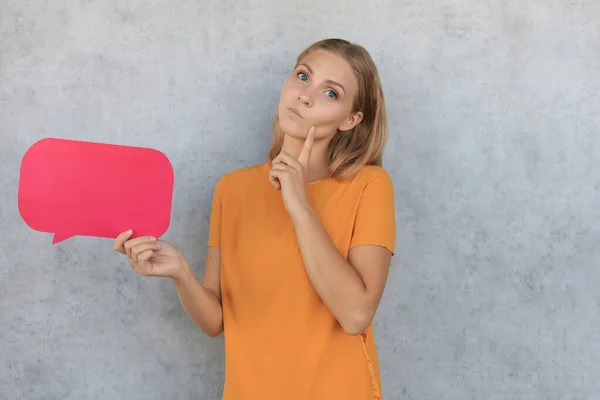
[349,168,396,255]
[207,176,225,248]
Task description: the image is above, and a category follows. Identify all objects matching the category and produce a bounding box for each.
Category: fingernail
[156,245,161,249]
[127,229,133,234]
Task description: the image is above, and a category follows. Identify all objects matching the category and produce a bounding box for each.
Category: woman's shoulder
[349,164,393,186]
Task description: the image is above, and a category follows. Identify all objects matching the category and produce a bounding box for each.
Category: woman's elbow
[203,324,224,338]
[340,311,374,336]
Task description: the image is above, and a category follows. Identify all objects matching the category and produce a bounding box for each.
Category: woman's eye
[325,90,338,100]
[297,72,308,81]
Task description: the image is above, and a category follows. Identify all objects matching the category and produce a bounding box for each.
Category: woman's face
[277,49,363,141]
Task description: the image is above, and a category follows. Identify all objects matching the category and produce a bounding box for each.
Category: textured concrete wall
[1,1,599,399]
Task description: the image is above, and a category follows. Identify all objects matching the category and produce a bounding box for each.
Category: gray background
[1,1,599,399]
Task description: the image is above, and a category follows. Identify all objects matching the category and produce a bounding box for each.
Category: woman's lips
[288,107,303,118]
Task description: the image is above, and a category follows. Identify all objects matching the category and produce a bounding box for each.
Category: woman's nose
[298,90,312,107]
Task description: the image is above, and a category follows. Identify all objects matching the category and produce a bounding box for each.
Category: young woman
[112,38,396,400]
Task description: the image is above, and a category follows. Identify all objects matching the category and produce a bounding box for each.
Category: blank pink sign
[18,138,174,244]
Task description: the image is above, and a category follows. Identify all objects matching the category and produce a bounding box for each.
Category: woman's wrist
[171,257,193,283]
[290,204,317,226]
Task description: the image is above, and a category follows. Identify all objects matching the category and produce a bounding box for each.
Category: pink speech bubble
[18,138,174,244]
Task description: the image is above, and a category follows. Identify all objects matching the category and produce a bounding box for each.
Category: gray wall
[1,1,599,399]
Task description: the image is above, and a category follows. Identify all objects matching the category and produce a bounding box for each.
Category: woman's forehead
[299,51,355,80]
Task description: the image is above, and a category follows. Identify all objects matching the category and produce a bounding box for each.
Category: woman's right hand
[112,230,188,279]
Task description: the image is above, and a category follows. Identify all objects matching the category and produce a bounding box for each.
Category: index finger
[298,126,315,165]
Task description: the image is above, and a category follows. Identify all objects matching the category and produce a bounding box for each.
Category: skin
[113,49,392,336]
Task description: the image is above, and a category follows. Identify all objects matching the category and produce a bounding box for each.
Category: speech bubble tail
[52,233,73,244]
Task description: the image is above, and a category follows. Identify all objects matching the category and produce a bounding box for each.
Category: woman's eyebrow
[297,62,346,94]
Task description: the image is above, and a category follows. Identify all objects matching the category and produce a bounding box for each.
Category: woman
[113,38,396,400]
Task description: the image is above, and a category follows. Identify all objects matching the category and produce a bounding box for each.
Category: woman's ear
[337,111,364,132]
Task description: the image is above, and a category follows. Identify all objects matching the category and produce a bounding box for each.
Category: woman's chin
[280,121,308,139]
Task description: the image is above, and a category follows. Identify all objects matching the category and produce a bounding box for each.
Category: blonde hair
[268,38,388,180]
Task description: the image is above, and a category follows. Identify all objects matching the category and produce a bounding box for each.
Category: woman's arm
[268,130,394,336]
[172,246,223,337]
[291,210,392,336]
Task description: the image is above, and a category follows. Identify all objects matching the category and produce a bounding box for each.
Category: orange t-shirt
[208,161,396,400]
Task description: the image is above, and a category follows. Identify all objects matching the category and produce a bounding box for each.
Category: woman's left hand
[269,126,316,218]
